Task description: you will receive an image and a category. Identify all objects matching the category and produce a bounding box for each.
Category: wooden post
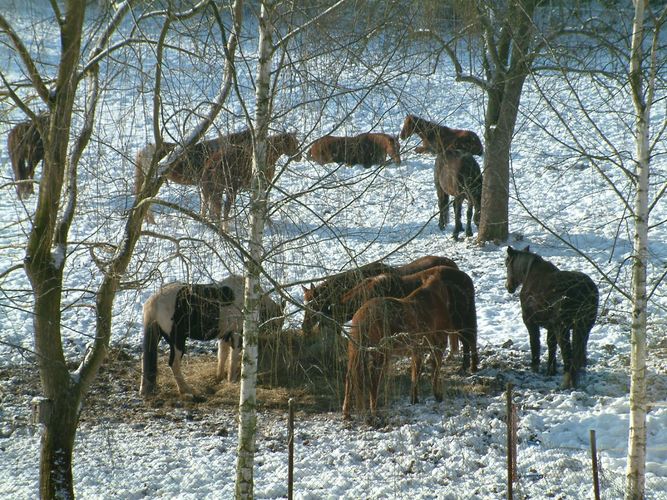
[590,429,601,500]
[506,383,513,499]
[288,398,295,500]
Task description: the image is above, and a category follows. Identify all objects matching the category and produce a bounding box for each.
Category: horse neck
[521,255,556,285]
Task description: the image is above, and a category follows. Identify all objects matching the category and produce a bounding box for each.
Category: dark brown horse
[342,266,478,421]
[505,246,599,388]
[200,132,301,224]
[435,150,483,240]
[335,257,461,356]
[7,113,49,199]
[134,129,252,223]
[308,133,401,168]
[400,114,483,156]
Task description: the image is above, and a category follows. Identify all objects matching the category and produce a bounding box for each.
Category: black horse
[434,150,482,240]
[505,246,599,388]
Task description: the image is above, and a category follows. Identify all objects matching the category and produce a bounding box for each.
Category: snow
[1,4,667,500]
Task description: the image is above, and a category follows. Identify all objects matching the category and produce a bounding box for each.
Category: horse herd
[7,113,483,238]
[6,112,599,422]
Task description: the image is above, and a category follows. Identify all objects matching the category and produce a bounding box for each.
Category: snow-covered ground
[1,4,666,499]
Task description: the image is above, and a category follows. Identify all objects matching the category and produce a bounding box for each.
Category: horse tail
[140,319,162,396]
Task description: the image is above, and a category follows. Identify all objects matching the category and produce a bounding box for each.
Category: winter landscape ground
[1,3,667,499]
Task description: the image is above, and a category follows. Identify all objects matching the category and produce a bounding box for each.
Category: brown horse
[199,132,301,224]
[308,133,401,168]
[505,246,598,388]
[134,129,252,223]
[400,114,483,156]
[301,255,457,336]
[301,260,395,336]
[7,113,49,199]
[335,257,461,355]
[435,150,483,240]
[342,266,478,421]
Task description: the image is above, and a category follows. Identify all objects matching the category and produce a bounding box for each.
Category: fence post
[507,383,514,500]
[590,429,601,500]
[288,398,295,500]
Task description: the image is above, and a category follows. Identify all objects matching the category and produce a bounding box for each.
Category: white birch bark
[625,0,650,497]
[236,2,274,498]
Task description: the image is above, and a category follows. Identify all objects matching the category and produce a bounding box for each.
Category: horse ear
[507,246,515,255]
[523,245,530,252]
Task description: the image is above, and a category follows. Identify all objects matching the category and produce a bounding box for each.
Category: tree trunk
[625,1,650,497]
[476,0,535,243]
[236,1,270,498]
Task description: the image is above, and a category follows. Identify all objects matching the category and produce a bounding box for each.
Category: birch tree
[625,2,666,497]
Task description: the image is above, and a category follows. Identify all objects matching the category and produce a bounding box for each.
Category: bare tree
[0,0,243,496]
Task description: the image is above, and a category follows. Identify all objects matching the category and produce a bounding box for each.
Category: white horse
[139,275,284,397]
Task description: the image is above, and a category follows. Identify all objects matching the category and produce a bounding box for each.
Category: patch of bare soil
[1,337,510,435]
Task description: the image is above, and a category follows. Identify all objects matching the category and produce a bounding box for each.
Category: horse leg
[222,190,235,227]
[546,328,558,376]
[227,333,242,382]
[447,333,460,357]
[465,200,473,237]
[430,349,444,402]
[139,322,161,396]
[410,351,423,404]
[367,352,384,423]
[452,196,464,240]
[556,328,575,388]
[436,184,449,231]
[169,346,195,397]
[525,321,541,372]
[216,338,230,382]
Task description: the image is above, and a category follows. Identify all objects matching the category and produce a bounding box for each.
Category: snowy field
[1,3,667,499]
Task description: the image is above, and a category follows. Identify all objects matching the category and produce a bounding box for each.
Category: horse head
[460,131,484,156]
[505,245,532,293]
[399,114,417,140]
[389,135,402,164]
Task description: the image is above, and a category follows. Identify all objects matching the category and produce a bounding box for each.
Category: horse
[7,113,49,199]
[139,275,284,397]
[342,266,478,421]
[505,246,599,388]
[134,129,253,223]
[335,257,461,355]
[399,114,483,156]
[435,150,483,240]
[200,132,301,224]
[301,256,458,336]
[308,133,401,168]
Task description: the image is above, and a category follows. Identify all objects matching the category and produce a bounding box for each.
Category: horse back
[521,266,598,327]
[395,255,458,275]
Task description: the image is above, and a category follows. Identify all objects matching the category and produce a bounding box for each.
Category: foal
[400,114,483,156]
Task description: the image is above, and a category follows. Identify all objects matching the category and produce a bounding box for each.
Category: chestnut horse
[139,275,284,397]
[400,114,483,156]
[308,133,401,168]
[342,266,478,421]
[505,246,598,388]
[200,132,301,224]
[134,129,252,223]
[435,150,483,240]
[301,255,457,336]
[7,113,49,199]
[335,257,461,356]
